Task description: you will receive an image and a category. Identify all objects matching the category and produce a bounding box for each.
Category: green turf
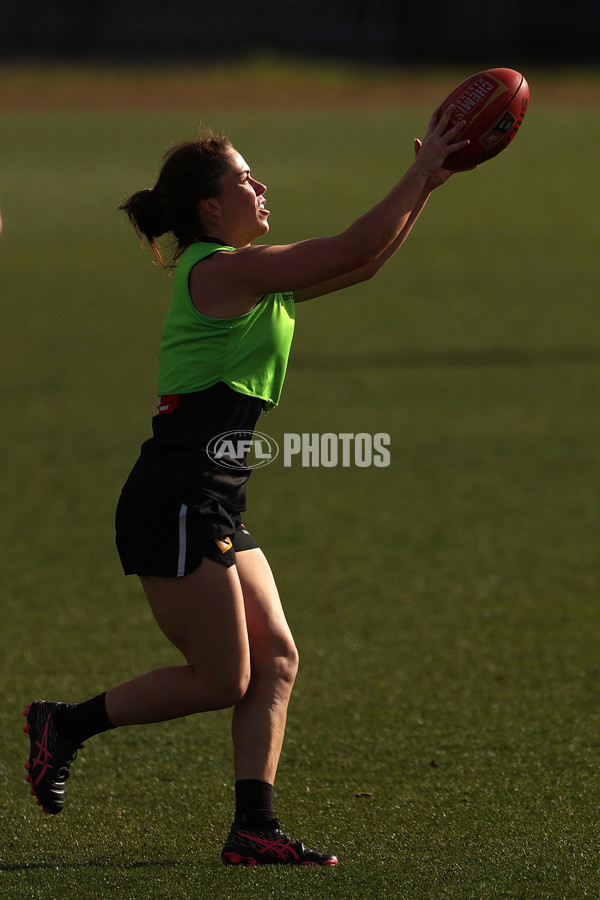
[1,73,600,899]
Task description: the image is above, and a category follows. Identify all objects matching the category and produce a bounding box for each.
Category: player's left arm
[294,189,429,303]
[294,143,454,304]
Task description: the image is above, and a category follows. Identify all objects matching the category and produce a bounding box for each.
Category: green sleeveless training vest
[157,242,295,410]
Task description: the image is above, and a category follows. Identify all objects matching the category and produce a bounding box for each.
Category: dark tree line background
[2,1,598,64]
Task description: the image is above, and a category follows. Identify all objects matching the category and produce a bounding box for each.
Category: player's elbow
[357,251,387,284]
[341,226,390,273]
[353,264,377,286]
[354,245,380,271]
[338,227,378,270]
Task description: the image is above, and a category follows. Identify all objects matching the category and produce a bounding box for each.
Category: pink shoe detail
[236,830,301,862]
[31,714,53,787]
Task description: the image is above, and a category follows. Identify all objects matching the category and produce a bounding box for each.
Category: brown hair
[120,131,234,267]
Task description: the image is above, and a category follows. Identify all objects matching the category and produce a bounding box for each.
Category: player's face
[216,151,269,245]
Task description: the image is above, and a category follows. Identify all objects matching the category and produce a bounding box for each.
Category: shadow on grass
[293,346,600,369]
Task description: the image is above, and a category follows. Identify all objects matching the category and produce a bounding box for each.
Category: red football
[439,68,529,171]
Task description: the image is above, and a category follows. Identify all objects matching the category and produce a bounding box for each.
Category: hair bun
[123,187,170,239]
[120,131,233,268]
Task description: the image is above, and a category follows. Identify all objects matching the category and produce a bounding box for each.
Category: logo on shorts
[206,431,279,469]
[214,536,233,553]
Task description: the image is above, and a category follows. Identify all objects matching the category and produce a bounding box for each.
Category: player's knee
[273,640,299,689]
[188,660,250,709]
[245,636,298,690]
[286,642,300,682]
[219,665,251,707]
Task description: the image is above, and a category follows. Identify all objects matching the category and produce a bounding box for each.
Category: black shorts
[115,487,259,578]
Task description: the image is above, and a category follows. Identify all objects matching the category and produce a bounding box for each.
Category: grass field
[1,62,600,899]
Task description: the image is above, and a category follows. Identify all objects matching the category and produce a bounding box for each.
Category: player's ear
[199,197,222,218]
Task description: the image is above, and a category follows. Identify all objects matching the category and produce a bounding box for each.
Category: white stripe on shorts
[177,503,188,577]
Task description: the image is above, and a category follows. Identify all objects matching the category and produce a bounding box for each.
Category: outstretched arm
[293,140,457,302]
[194,107,469,314]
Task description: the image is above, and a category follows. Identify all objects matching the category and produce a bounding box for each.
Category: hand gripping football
[439,68,529,170]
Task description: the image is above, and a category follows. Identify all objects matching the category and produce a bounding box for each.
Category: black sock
[234,779,275,827]
[54,692,116,745]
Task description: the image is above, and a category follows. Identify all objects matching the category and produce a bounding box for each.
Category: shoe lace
[54,744,83,784]
[265,819,300,846]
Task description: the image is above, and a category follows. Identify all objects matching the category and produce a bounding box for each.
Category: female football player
[23,105,468,865]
